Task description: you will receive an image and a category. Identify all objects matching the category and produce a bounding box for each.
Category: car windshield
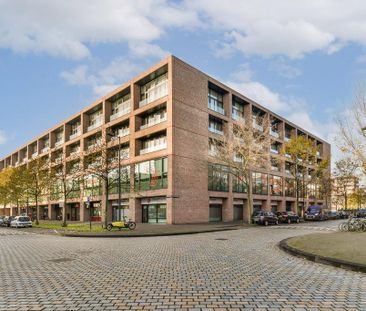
[19,217,30,222]
[308,208,320,214]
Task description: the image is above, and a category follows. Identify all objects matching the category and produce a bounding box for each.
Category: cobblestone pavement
[0,220,365,311]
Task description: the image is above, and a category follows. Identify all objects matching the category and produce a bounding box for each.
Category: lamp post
[107,130,122,221]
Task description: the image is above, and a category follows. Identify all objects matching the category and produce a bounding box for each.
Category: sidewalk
[19,221,250,237]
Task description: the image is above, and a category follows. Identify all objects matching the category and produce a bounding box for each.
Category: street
[0,220,365,310]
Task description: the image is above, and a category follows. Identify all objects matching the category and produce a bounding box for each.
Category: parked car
[2,216,16,227]
[10,216,32,228]
[252,211,279,226]
[276,211,300,224]
[0,216,4,226]
[305,205,328,221]
[338,211,348,219]
[327,211,340,220]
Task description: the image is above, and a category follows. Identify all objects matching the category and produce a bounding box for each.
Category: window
[208,163,229,191]
[270,175,283,196]
[111,93,131,119]
[84,175,102,196]
[208,88,225,115]
[140,134,167,154]
[140,73,168,107]
[109,166,131,194]
[141,107,167,130]
[135,157,168,191]
[232,98,245,121]
[209,117,223,135]
[88,109,103,130]
[233,175,247,193]
[252,172,268,195]
[285,178,295,197]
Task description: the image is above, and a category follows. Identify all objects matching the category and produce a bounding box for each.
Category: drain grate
[48,257,74,263]
[215,238,228,241]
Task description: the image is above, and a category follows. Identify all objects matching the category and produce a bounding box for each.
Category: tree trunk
[246,171,253,224]
[104,180,109,229]
[35,195,39,225]
[62,195,67,227]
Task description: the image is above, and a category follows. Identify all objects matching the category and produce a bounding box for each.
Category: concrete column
[129,197,141,223]
[262,199,271,212]
[278,200,286,212]
[166,197,174,224]
[48,203,54,220]
[222,196,233,222]
[80,200,88,222]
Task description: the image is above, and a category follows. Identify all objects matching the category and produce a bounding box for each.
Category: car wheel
[296,218,300,223]
[287,219,291,224]
[264,220,269,226]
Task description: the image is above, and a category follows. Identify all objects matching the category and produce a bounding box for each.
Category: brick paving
[0,220,365,310]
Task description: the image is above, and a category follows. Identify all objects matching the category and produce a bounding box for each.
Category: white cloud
[128,42,168,59]
[269,60,302,79]
[0,131,7,145]
[185,0,366,58]
[0,0,198,59]
[60,58,142,96]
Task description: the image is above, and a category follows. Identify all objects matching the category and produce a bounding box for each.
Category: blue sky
[1,0,366,160]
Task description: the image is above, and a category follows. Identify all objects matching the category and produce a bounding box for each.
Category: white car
[10,216,32,228]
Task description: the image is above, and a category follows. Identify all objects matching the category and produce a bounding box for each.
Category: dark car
[305,205,328,221]
[252,211,278,226]
[338,211,348,219]
[2,216,15,227]
[327,211,340,220]
[276,211,300,224]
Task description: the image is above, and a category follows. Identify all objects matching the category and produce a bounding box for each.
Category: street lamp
[106,130,122,221]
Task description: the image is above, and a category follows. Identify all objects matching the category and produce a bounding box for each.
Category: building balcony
[70,129,81,140]
[55,140,64,147]
[31,152,38,159]
[316,151,321,157]
[208,101,225,115]
[270,130,280,138]
[87,117,103,132]
[284,136,291,142]
[285,153,291,159]
[140,142,167,155]
[111,128,130,140]
[252,121,263,132]
[41,147,50,153]
[140,115,167,130]
[139,80,168,108]
[209,127,223,135]
[233,155,243,163]
[110,101,131,121]
[270,148,279,154]
[232,111,245,122]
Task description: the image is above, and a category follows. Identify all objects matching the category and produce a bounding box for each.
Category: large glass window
[232,98,245,121]
[252,172,268,195]
[208,164,229,191]
[270,175,283,196]
[285,178,295,197]
[208,88,224,115]
[109,166,131,194]
[140,134,167,154]
[233,175,247,193]
[208,117,223,135]
[140,73,168,107]
[135,157,168,191]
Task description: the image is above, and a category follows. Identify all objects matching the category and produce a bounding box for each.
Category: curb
[62,227,240,238]
[279,237,366,274]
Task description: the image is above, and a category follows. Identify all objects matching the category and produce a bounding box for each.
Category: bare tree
[51,153,84,227]
[212,114,270,223]
[333,157,359,210]
[338,86,366,173]
[84,131,130,228]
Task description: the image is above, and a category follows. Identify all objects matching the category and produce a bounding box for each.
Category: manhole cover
[215,238,228,241]
[48,257,74,263]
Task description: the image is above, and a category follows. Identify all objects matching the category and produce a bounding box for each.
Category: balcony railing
[271,166,280,172]
[285,153,291,159]
[140,115,167,130]
[209,127,224,135]
[270,148,279,154]
[252,121,263,132]
[285,169,291,174]
[41,147,50,153]
[110,101,131,121]
[140,142,167,155]
[270,129,280,138]
[70,149,80,157]
[70,129,81,140]
[87,116,103,132]
[208,100,225,115]
[232,111,245,122]
[233,155,243,162]
[31,152,38,159]
[111,128,130,140]
[55,140,63,147]
[139,79,168,108]
[316,151,321,157]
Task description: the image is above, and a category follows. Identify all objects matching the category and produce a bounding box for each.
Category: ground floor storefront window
[68,203,80,221]
[209,198,223,222]
[142,197,166,224]
[112,199,129,221]
[89,202,101,222]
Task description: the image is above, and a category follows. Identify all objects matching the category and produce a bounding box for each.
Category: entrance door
[142,204,167,223]
[233,204,243,220]
[209,204,222,222]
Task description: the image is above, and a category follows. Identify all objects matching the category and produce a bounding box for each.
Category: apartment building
[0,55,331,224]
